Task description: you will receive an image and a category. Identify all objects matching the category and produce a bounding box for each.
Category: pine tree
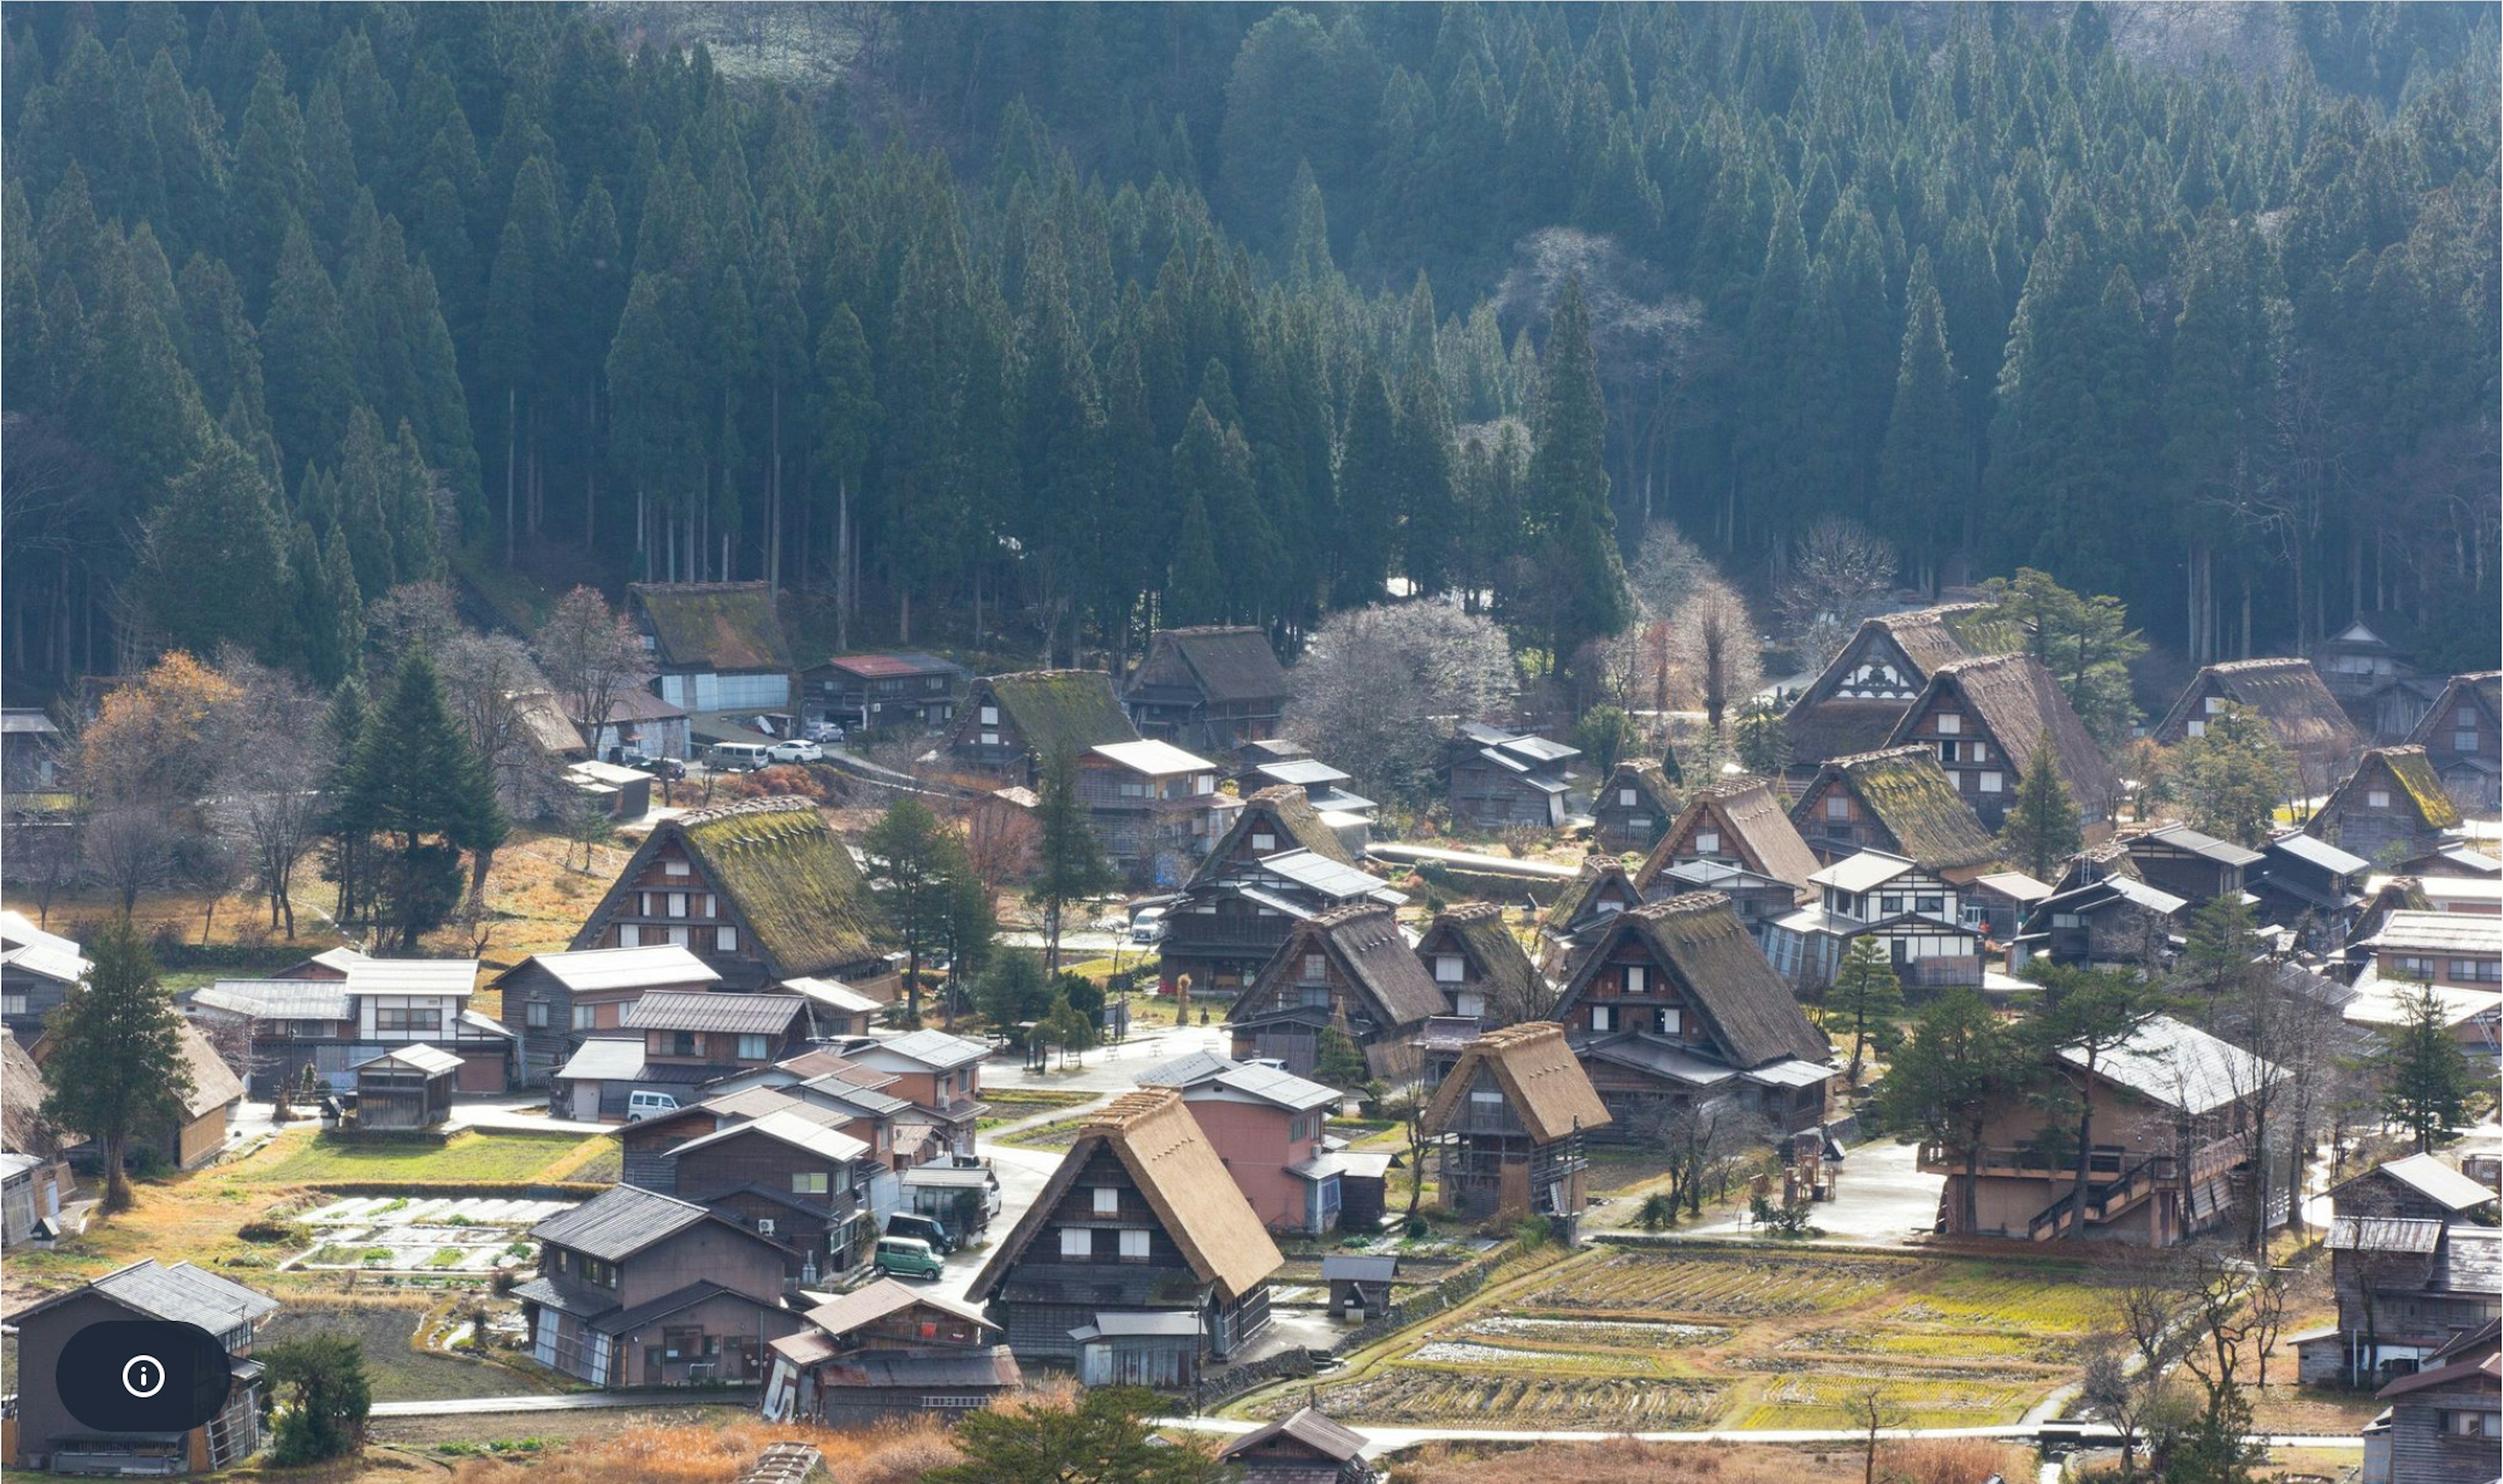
[1031,746,1115,976]
[145,438,291,660]
[1827,936,1903,1086]
[2175,703,2292,848]
[862,796,950,1026]
[341,650,506,948]
[1997,749,2085,880]
[2377,981,2476,1153]
[1524,278,1631,665]
[38,917,191,1214]
[1877,248,1965,589]
[260,222,357,469]
[1334,364,1399,607]
[1396,362,1459,594]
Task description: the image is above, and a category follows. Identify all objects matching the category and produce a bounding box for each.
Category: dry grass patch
[1388,1437,2030,1484]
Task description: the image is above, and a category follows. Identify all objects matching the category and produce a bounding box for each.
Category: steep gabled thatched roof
[1193,785,1353,883]
[573,797,890,977]
[2408,672,2503,747]
[628,581,791,673]
[1785,604,2023,764]
[979,669,1140,757]
[1423,1022,1610,1142]
[1126,627,1289,705]
[1556,894,1828,1068]
[969,1087,1281,1305]
[2156,658,2364,779]
[1418,903,1541,1018]
[1639,777,1821,892]
[1599,759,1679,818]
[3,1035,55,1155]
[1802,746,2003,873]
[2311,746,2465,834]
[1900,653,2122,815]
[1543,855,1640,935]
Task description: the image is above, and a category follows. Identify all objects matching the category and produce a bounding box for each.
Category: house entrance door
[645,1346,664,1386]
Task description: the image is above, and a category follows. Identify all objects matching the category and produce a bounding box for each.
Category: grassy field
[1242,1243,2108,1433]
[973,1088,1101,1132]
[256,1300,552,1401]
[236,1129,609,1186]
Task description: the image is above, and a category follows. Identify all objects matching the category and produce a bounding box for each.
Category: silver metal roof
[623,991,810,1035]
[342,957,478,998]
[554,1038,648,1082]
[520,944,721,994]
[2060,1013,2276,1116]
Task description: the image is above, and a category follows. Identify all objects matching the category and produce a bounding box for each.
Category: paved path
[978,1021,1228,1092]
[1147,1416,2365,1453]
[1649,1137,1944,1246]
[374,1388,758,1417]
[445,1099,612,1135]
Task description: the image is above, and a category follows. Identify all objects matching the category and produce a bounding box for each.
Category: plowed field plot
[1264,1246,2105,1433]
[1256,1369,1729,1429]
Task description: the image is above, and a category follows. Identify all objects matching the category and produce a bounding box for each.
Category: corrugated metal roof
[192,980,353,1021]
[670,1108,867,1165]
[1319,1255,1398,1282]
[1257,759,1352,787]
[2325,1215,2444,1255]
[529,1184,715,1260]
[623,991,810,1036]
[2134,822,2266,867]
[2362,910,2503,955]
[780,977,883,1014]
[2268,833,2370,876]
[521,945,721,994]
[1258,849,1398,901]
[1091,738,1219,776]
[75,1260,279,1331]
[0,911,89,985]
[353,1043,465,1076]
[800,1277,993,1341]
[2062,1014,2276,1116]
[2375,1152,2498,1213]
[1811,850,1918,894]
[853,1028,986,1072]
[554,1038,648,1082]
[343,957,478,998]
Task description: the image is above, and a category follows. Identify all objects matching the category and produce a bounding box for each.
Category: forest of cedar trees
[2,2,2496,701]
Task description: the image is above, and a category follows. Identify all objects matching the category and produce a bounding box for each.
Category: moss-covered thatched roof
[982,669,1140,758]
[578,797,892,978]
[1906,653,2122,816]
[629,582,792,673]
[2313,746,2465,834]
[2156,658,2363,778]
[1811,746,2002,873]
[1555,893,1830,1068]
[1600,759,1680,819]
[1422,903,1542,1019]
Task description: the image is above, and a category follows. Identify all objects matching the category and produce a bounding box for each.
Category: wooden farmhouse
[2407,671,2502,817]
[948,669,1140,781]
[637,1105,877,1283]
[1413,903,1544,1028]
[2313,613,2433,735]
[1423,1023,1610,1238]
[2013,847,2190,972]
[1779,603,2015,781]
[1220,1406,1380,1484]
[516,1184,804,1388]
[628,581,794,713]
[1549,893,1834,1136]
[966,1087,1283,1383]
[2301,1214,2499,1391]
[2152,658,2366,793]
[1883,652,2122,830]
[1137,1049,1343,1235]
[2252,832,2373,949]
[2,1037,68,1248]
[2116,822,2265,907]
[763,1280,1019,1428]
[1918,1013,2276,1245]
[494,944,722,1087]
[1445,723,1581,831]
[184,956,510,1098]
[1225,903,1448,1082]
[1121,626,1292,754]
[1074,738,1236,884]
[1159,785,1401,1003]
[800,652,966,735]
[1321,1257,1396,1320]
[0,909,87,1045]
[1790,746,2005,879]
[2327,1153,2499,1225]
[1637,778,1822,899]
[2307,746,2465,864]
[1762,849,1983,993]
[10,1261,278,1475]
[2361,1322,2500,1484]
[622,1073,905,1194]
[1590,759,1680,853]
[1963,869,2055,944]
[551,991,815,1122]
[568,797,898,997]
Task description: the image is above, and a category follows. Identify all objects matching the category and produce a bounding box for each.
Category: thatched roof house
[2152,658,2365,786]
[1886,652,2123,826]
[1424,1023,1611,1144]
[1413,903,1543,1026]
[1781,603,2019,771]
[1639,776,1821,894]
[1791,746,2004,879]
[950,669,1141,779]
[2307,746,2464,864]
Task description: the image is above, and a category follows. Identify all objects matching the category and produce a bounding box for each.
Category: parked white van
[710,741,772,773]
[624,1090,682,1122]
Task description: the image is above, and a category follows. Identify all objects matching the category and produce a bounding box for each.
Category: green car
[874,1236,944,1281]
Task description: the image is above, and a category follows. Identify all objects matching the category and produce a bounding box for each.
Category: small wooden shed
[351,1044,462,1131]
[1321,1254,1397,1319]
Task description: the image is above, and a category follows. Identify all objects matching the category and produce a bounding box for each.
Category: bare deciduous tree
[437,630,555,821]
[1668,578,1763,735]
[5,806,80,926]
[1775,516,1899,671]
[83,806,179,912]
[1637,1097,1769,1218]
[209,661,332,938]
[1283,600,1517,807]
[533,587,655,759]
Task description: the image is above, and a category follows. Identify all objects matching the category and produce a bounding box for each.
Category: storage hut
[350,1044,461,1131]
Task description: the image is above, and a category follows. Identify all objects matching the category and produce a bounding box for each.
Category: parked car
[710,741,772,772]
[804,720,847,744]
[873,1235,944,1281]
[624,1090,682,1122]
[1130,907,1168,945]
[766,738,824,764]
[884,1212,955,1255]
[619,750,686,781]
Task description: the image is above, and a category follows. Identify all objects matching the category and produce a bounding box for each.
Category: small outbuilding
[1218,1405,1379,1484]
[349,1044,462,1131]
[1321,1254,1397,1320]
